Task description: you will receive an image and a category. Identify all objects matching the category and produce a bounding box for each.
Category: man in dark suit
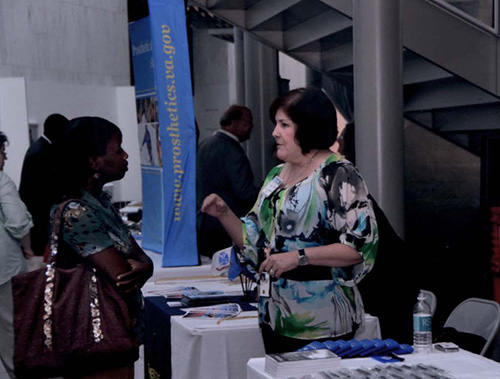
[196,105,259,258]
[19,113,69,256]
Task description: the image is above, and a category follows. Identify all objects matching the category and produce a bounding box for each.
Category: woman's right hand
[201,194,228,218]
[201,193,244,248]
[116,258,153,293]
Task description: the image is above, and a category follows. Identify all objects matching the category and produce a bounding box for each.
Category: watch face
[299,254,309,266]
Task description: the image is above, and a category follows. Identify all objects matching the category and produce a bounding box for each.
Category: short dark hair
[0,131,8,147]
[43,113,69,141]
[55,116,121,199]
[219,105,250,127]
[269,87,337,154]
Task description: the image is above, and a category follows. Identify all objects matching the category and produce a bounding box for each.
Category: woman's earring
[93,172,101,180]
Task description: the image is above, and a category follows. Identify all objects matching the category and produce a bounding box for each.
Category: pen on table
[388,352,405,362]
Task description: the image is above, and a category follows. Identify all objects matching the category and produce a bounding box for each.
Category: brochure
[148,286,200,300]
[180,291,234,307]
[182,303,242,319]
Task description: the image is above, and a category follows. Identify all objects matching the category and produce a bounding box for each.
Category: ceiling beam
[246,0,302,30]
[318,0,353,17]
[252,31,285,50]
[206,0,244,9]
[404,79,499,112]
[322,43,353,72]
[403,55,452,85]
[433,103,500,132]
[284,10,351,51]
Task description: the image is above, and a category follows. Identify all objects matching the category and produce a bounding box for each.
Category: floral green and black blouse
[60,191,133,258]
[56,190,144,341]
[241,153,378,340]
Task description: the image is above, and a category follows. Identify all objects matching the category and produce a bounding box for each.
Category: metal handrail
[430,0,497,34]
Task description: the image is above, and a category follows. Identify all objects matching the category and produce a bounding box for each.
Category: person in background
[0,132,34,379]
[196,105,259,258]
[53,117,153,378]
[19,113,69,257]
[201,88,378,353]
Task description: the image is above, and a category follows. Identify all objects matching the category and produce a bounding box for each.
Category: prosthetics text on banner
[148,0,198,266]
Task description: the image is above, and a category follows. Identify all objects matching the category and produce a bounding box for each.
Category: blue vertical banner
[129,17,164,254]
[129,0,198,266]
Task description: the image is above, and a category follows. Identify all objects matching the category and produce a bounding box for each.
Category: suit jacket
[19,137,57,256]
[196,131,259,257]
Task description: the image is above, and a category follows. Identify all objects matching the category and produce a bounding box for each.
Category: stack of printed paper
[265,349,340,378]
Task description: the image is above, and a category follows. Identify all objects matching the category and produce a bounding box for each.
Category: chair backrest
[443,297,500,355]
[421,289,437,317]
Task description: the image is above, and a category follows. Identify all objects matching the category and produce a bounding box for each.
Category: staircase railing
[431,0,497,32]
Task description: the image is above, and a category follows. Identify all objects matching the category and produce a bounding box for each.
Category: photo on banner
[137,96,162,167]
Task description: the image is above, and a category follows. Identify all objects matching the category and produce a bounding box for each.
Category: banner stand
[129,0,198,267]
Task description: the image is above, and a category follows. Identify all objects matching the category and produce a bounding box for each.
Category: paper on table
[182,303,242,318]
[147,286,200,299]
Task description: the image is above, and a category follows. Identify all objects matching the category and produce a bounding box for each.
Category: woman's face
[272,108,302,163]
[0,144,7,171]
[94,132,128,183]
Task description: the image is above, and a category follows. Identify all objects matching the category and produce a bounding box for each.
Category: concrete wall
[403,120,488,327]
[0,0,138,202]
[404,120,480,245]
[0,0,130,86]
[25,80,141,202]
[0,79,141,202]
[192,28,308,147]
[192,29,231,143]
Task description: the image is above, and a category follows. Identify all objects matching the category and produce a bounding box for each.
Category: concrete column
[258,43,279,179]
[353,0,405,236]
[244,33,279,183]
[243,32,262,180]
[234,28,245,105]
[306,66,322,88]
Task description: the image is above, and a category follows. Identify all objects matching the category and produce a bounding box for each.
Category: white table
[154,279,379,379]
[170,312,380,379]
[171,310,265,379]
[144,272,381,379]
[247,348,500,379]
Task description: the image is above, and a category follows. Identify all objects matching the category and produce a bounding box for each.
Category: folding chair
[443,298,500,355]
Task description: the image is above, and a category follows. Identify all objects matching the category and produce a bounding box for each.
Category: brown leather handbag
[11,200,139,378]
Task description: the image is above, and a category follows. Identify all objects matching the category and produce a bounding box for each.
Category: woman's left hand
[259,251,299,278]
[116,258,152,293]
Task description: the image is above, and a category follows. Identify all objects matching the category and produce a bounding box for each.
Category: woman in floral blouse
[201,87,378,354]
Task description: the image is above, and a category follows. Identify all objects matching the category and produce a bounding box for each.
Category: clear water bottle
[413,291,432,353]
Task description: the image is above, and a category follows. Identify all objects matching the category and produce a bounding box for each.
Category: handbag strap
[43,198,106,350]
[47,199,80,265]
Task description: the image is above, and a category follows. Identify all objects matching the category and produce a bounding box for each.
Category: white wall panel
[115,86,142,203]
[0,77,30,188]
[23,80,141,202]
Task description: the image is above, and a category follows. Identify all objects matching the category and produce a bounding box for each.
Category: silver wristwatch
[298,249,309,266]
